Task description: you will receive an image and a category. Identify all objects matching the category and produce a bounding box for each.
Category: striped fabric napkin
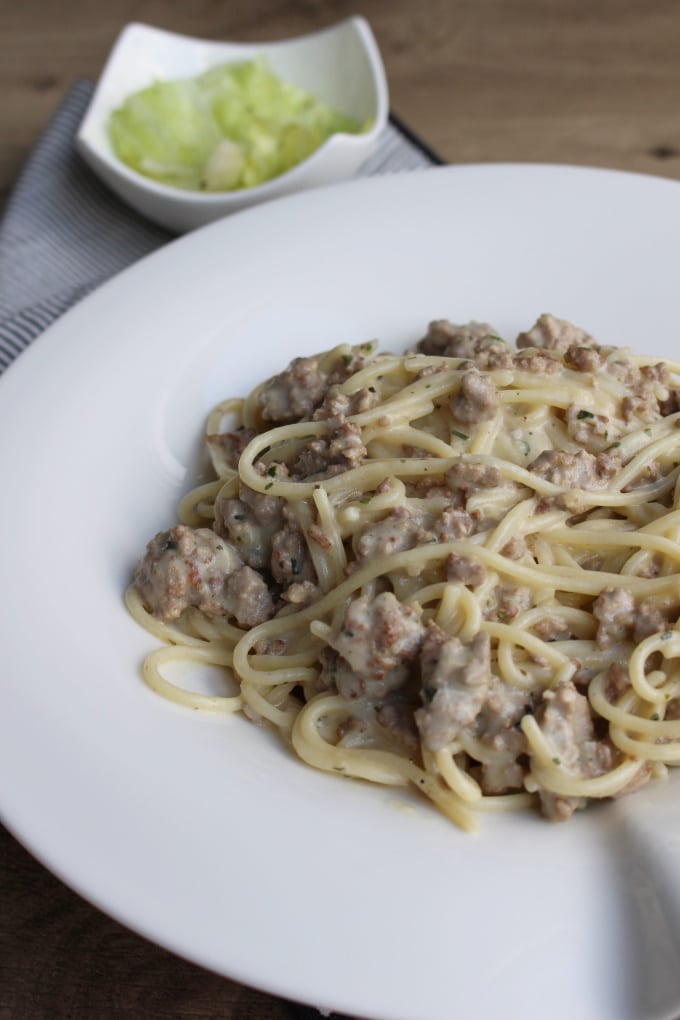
[0,76,441,1020]
[0,79,441,374]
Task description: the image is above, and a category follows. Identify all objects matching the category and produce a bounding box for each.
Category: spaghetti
[126,313,680,831]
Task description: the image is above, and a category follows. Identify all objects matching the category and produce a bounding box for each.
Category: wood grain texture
[0,823,301,1020]
[2,2,680,1018]
[2,0,680,207]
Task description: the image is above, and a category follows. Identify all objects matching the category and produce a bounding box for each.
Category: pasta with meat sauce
[126,313,680,830]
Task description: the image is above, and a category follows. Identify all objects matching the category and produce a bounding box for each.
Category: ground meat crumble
[132,313,680,828]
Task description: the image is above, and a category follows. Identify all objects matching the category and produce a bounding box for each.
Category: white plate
[2,164,680,1020]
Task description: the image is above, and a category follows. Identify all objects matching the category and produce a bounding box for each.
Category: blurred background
[3,0,680,214]
[2,1,680,1018]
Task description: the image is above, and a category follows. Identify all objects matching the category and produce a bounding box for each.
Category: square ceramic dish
[76,17,389,233]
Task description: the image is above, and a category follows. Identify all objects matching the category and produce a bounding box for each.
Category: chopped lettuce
[108,58,365,192]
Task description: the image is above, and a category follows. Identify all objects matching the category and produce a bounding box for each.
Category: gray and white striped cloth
[0,76,442,1020]
[0,79,441,374]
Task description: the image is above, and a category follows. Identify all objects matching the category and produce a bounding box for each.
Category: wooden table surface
[2,2,680,1018]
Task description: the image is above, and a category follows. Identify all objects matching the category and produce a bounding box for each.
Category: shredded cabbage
[108,58,365,191]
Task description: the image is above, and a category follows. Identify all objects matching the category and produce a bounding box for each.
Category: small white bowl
[76,18,389,233]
